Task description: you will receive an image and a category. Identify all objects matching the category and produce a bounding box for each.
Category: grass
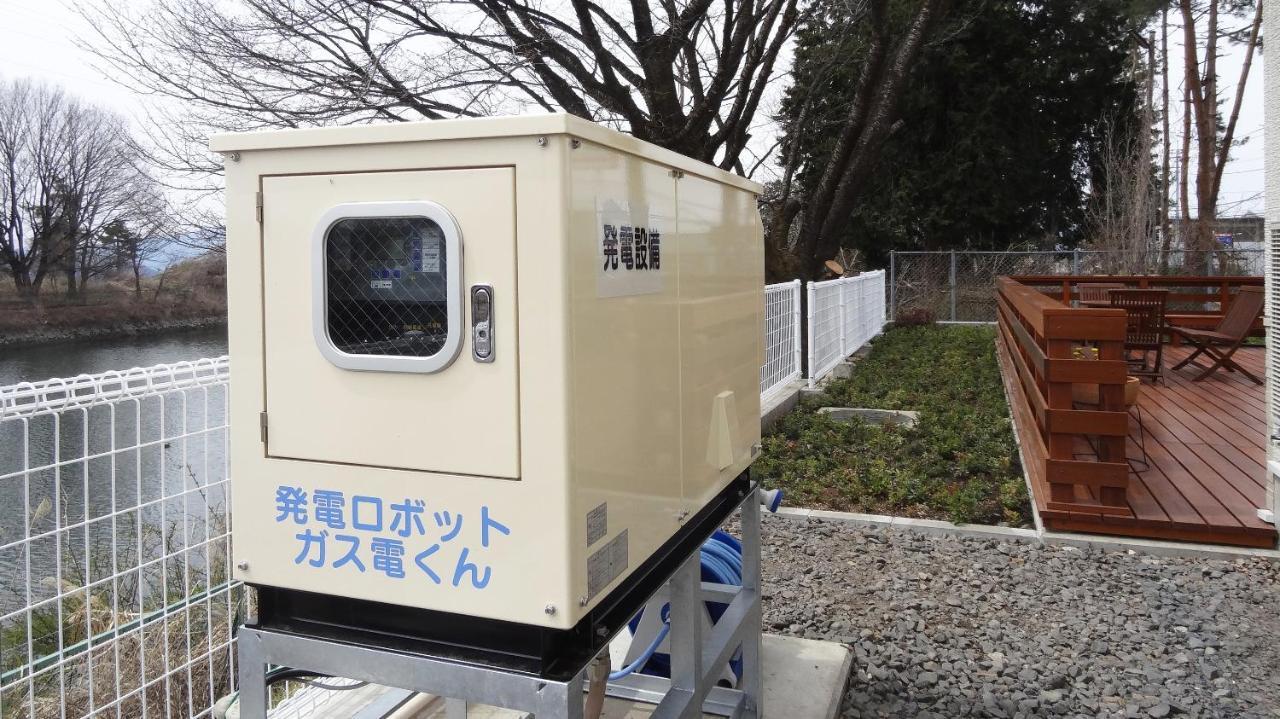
[754,324,1032,526]
[0,254,226,341]
[0,492,240,719]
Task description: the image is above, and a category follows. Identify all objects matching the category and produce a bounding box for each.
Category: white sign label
[596,199,665,298]
[422,243,441,273]
[370,279,393,290]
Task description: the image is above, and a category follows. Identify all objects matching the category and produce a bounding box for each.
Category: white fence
[0,359,240,719]
[0,273,886,718]
[760,280,803,401]
[805,271,887,387]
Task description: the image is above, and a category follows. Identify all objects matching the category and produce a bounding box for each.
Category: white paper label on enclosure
[421,244,441,273]
[596,199,665,298]
[587,529,628,599]
[586,502,608,547]
[370,279,393,290]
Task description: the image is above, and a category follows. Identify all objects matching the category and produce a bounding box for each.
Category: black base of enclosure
[247,471,752,681]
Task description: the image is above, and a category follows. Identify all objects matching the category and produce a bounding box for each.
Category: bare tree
[1085,30,1159,274]
[77,0,799,174]
[65,105,157,295]
[0,79,160,298]
[78,0,956,280]
[1086,113,1158,274]
[0,80,66,297]
[102,189,171,297]
[1158,7,1173,271]
[1176,0,1263,273]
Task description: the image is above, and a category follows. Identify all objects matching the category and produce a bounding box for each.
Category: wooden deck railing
[995,277,1133,516]
[1010,275,1263,332]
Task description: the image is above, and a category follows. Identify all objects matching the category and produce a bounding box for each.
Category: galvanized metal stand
[236,486,764,719]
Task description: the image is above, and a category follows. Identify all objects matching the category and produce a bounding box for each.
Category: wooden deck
[1030,345,1275,548]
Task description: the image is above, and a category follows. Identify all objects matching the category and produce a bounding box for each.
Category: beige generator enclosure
[213,114,764,630]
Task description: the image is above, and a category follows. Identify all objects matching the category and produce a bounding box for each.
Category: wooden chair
[1077,282,1125,307]
[1170,286,1265,384]
[1109,289,1168,382]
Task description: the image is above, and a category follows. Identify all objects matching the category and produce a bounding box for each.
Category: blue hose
[611,531,743,681]
[608,605,671,680]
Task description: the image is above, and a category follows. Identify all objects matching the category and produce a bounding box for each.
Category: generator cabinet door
[260,168,520,479]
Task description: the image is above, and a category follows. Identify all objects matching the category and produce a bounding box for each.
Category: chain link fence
[889,249,1266,322]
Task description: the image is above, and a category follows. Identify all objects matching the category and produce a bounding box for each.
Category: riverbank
[0,311,227,348]
[1,254,228,350]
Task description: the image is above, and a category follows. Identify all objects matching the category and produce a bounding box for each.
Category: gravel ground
[759,515,1280,719]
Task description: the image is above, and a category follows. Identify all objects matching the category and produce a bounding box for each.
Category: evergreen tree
[779,0,1161,265]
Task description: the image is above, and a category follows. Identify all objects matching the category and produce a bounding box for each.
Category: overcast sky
[0,0,1266,218]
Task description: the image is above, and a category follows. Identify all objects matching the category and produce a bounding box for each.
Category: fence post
[888,251,896,321]
[1072,249,1080,275]
[838,279,848,359]
[879,270,888,327]
[949,250,958,322]
[806,281,817,388]
[790,279,803,386]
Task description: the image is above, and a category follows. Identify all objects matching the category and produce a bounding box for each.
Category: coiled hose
[609,530,744,681]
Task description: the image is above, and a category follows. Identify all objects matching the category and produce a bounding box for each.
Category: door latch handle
[471,284,494,363]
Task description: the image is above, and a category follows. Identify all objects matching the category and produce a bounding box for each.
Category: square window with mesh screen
[324,216,451,357]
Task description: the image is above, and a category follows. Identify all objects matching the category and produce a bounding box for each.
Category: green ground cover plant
[755,324,1031,526]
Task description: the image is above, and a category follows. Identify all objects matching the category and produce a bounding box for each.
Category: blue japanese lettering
[371,537,406,579]
[275,486,308,524]
[352,496,384,532]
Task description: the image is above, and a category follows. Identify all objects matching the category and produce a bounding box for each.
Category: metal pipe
[949,250,958,322]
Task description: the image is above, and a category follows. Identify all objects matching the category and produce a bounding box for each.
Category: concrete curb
[769,506,1280,562]
[760,383,803,433]
[773,507,1039,543]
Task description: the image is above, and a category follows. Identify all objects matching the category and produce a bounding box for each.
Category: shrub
[891,306,936,327]
[754,324,1030,526]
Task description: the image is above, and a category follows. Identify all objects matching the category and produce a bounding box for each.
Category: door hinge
[259,411,268,444]
[255,191,263,224]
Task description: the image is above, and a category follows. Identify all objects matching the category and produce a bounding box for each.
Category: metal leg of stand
[533,674,584,719]
[236,627,269,718]
[641,484,765,719]
[739,490,764,719]
[664,553,705,719]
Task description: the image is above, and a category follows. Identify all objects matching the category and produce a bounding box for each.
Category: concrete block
[761,385,801,433]
[817,407,919,429]
[759,634,852,719]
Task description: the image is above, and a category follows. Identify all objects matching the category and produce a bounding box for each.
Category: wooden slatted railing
[1010,275,1264,333]
[995,277,1132,516]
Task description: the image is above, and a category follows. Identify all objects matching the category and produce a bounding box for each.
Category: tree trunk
[1159,8,1171,273]
[152,265,168,302]
[1178,0,1262,276]
[6,261,34,300]
[1177,79,1192,267]
[771,0,947,280]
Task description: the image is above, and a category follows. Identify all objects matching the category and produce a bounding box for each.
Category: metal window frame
[311,201,465,373]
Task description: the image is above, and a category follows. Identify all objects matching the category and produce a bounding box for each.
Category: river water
[0,326,229,387]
